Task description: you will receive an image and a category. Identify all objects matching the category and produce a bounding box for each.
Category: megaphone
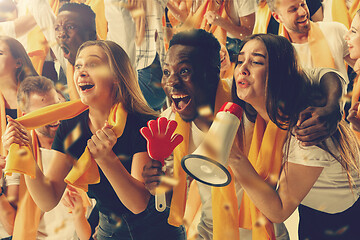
[181,102,243,187]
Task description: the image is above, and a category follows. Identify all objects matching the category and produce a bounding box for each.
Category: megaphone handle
[155,193,166,212]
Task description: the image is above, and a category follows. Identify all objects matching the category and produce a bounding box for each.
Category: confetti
[198,105,213,118]
[155,176,179,194]
[17,148,28,157]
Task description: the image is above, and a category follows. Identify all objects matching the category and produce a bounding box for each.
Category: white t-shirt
[286,136,360,213]
[161,108,289,240]
[291,21,350,86]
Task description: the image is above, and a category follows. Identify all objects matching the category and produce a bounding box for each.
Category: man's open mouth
[79,83,95,91]
[172,94,191,111]
[61,45,70,56]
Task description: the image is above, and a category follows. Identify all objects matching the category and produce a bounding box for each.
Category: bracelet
[0,186,4,197]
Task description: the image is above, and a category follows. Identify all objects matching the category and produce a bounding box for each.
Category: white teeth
[78,82,93,86]
[172,94,188,99]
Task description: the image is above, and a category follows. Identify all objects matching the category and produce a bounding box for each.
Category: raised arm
[231,152,323,223]
[204,12,255,40]
[14,14,37,38]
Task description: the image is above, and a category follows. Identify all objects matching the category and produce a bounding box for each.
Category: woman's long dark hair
[232,34,359,187]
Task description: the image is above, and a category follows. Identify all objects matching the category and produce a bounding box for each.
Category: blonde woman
[3,40,186,240]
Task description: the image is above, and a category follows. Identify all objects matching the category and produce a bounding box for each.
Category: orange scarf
[5,100,128,191]
[212,168,239,240]
[332,0,360,29]
[168,79,232,229]
[238,115,287,239]
[4,99,88,178]
[27,0,59,75]
[279,21,335,68]
[12,130,42,240]
[252,2,272,34]
[72,0,108,40]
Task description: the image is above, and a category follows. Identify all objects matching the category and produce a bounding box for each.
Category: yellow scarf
[4,99,128,191]
[238,115,287,239]
[4,99,88,178]
[168,79,233,231]
[252,2,271,34]
[27,0,59,75]
[332,0,360,29]
[279,21,335,68]
[212,168,239,240]
[72,0,108,40]
[12,130,42,240]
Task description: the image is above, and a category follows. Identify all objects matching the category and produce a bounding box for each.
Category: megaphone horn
[181,102,243,187]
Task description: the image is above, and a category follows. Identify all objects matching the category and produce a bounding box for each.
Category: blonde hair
[77,40,158,117]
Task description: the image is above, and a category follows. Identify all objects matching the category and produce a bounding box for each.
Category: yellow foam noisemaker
[4,99,88,179]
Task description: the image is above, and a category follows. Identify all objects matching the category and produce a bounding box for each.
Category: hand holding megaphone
[181,102,243,187]
[140,117,183,211]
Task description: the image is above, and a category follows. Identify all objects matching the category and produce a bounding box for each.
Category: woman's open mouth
[79,83,95,92]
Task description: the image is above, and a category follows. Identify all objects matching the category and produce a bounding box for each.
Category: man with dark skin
[142,29,345,239]
[27,1,97,99]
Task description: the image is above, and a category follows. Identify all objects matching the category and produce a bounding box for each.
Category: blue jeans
[97,197,186,240]
[137,54,166,111]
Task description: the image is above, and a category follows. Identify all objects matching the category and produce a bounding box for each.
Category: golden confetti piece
[160,175,179,186]
[54,219,66,233]
[117,154,130,161]
[267,173,278,185]
[110,213,123,228]
[151,81,163,89]
[341,91,352,103]
[223,203,230,211]
[93,65,112,79]
[155,176,179,194]
[254,215,267,227]
[198,105,213,118]
[17,148,28,156]
[55,82,66,91]
[64,123,82,152]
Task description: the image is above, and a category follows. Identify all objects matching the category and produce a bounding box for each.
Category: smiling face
[162,45,210,122]
[345,14,360,60]
[27,89,61,138]
[273,0,310,35]
[234,39,268,109]
[55,10,92,65]
[74,45,115,107]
